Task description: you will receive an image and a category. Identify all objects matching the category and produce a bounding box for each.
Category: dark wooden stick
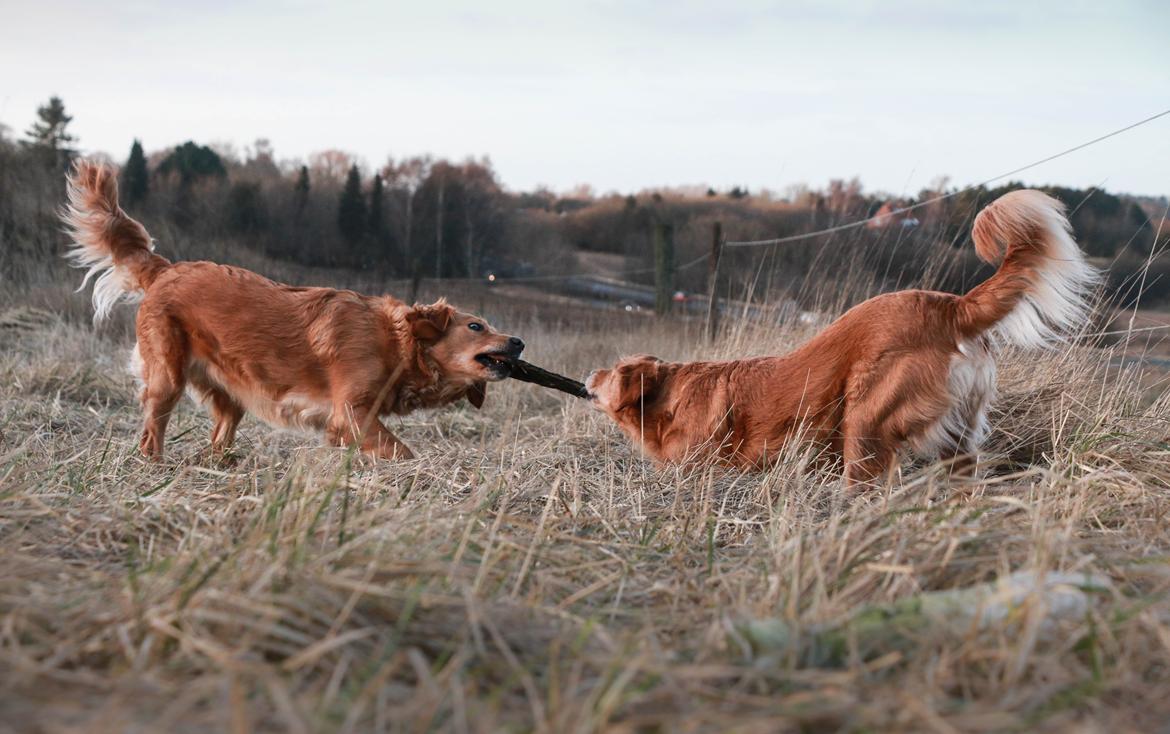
[508,359,589,399]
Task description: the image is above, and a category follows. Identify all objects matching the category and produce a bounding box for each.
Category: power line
[412,106,1168,284]
[725,106,1170,248]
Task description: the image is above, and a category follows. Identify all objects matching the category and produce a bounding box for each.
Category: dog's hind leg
[841,408,897,488]
[208,391,245,454]
[843,432,896,488]
[188,366,245,455]
[909,346,993,482]
[135,324,188,460]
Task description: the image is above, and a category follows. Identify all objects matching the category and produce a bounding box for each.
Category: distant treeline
[2,97,1166,308]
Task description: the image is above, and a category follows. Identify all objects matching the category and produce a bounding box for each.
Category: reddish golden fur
[64,161,524,461]
[587,190,1098,485]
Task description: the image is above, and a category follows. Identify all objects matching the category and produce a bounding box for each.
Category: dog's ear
[465,381,487,409]
[616,356,664,411]
[408,300,454,342]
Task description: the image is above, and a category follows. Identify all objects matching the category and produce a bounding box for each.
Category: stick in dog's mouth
[501,358,589,399]
[474,351,517,378]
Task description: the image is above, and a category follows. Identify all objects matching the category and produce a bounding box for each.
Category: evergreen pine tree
[24,96,76,167]
[121,139,149,206]
[368,173,385,237]
[338,165,367,247]
[157,141,226,184]
[294,165,310,217]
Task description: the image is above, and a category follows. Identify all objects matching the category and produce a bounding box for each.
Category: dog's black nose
[508,336,525,352]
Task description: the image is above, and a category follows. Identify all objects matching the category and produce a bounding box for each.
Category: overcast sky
[2,0,1167,196]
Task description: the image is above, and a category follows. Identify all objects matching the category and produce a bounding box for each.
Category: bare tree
[309,149,355,184]
[384,156,432,298]
[457,159,503,278]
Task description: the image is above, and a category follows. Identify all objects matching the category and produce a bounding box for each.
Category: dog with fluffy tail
[586,190,1100,485]
[63,161,527,461]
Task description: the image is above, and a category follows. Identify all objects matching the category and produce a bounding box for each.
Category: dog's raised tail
[957,190,1099,349]
[62,160,169,323]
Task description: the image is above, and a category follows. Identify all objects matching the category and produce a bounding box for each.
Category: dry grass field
[2,286,1170,733]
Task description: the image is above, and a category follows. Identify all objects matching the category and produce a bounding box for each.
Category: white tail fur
[972,190,1100,350]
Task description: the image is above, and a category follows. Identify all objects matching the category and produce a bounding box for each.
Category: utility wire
[417,106,1168,282]
[725,107,1170,247]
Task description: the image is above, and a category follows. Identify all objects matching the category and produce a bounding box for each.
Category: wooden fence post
[434,178,445,279]
[654,222,675,316]
[705,221,723,342]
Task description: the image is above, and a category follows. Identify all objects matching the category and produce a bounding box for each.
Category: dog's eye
[468,322,484,332]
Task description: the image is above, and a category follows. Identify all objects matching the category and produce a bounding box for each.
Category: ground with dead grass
[2,298,1170,733]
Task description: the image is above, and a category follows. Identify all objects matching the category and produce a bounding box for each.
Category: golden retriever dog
[63,161,524,461]
[586,190,1097,485]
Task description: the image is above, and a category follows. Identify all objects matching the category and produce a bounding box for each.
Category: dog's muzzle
[475,337,525,378]
[584,371,601,401]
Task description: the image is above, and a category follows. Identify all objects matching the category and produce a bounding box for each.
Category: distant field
[2,290,1169,733]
